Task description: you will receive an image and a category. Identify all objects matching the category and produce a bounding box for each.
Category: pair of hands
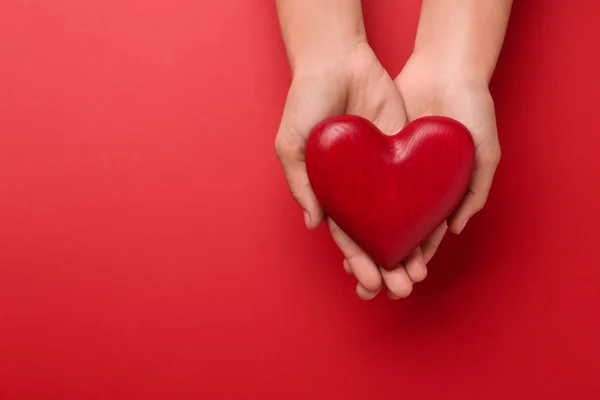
[275,41,500,300]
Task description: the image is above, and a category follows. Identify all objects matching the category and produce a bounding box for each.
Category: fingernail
[303,210,310,227]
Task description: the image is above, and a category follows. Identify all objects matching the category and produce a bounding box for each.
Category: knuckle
[481,146,501,167]
[274,133,302,161]
[289,186,304,204]
[273,136,287,158]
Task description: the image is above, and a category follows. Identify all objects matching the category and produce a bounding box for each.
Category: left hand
[392,53,502,274]
[339,53,502,300]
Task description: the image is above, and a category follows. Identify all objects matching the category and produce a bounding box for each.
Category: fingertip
[448,202,471,234]
[343,259,352,274]
[422,222,448,264]
[327,220,382,292]
[356,283,379,300]
[304,207,324,230]
[450,159,495,233]
[282,162,324,230]
[458,217,469,234]
[349,254,382,292]
[303,210,311,227]
[380,266,413,299]
[386,290,400,300]
[449,213,469,235]
[405,249,428,283]
[412,266,427,283]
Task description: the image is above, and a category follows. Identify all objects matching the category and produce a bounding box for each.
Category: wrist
[411,0,512,86]
[275,0,367,78]
[409,50,493,89]
[288,32,367,79]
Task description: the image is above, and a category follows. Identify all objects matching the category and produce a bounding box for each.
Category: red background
[1,0,599,398]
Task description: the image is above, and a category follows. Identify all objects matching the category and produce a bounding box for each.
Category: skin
[274,0,512,300]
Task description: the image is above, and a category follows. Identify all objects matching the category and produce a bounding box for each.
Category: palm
[396,56,499,156]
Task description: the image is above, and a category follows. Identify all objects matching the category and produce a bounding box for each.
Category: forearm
[413,0,513,84]
[275,0,366,75]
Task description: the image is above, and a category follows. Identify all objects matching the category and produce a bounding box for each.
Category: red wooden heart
[305,115,475,270]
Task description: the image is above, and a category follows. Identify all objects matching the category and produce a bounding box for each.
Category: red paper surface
[1,1,599,398]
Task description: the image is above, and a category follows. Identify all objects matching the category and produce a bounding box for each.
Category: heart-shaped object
[305,115,475,270]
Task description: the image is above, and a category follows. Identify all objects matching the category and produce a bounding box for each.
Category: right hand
[275,42,428,300]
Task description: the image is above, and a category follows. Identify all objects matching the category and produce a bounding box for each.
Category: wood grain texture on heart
[305,115,475,270]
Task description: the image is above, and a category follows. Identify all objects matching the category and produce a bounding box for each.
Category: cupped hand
[275,43,427,300]
[394,53,502,262]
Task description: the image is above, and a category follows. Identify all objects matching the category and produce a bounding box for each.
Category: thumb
[274,76,346,229]
[448,144,501,234]
[275,130,324,229]
[348,75,408,135]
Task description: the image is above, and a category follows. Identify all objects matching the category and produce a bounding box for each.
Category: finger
[380,265,413,299]
[275,133,324,230]
[421,222,448,264]
[404,247,428,283]
[343,259,352,274]
[344,260,380,300]
[346,72,407,135]
[328,218,382,292]
[448,146,501,234]
[274,79,347,229]
[357,283,380,300]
